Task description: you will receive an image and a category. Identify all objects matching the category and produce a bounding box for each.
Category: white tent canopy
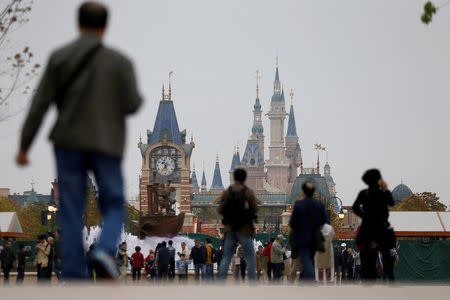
[389,211,449,232]
[0,212,23,234]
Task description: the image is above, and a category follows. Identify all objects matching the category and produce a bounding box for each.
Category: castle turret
[210,155,224,193]
[285,90,302,185]
[229,147,241,184]
[191,164,200,193]
[201,170,207,193]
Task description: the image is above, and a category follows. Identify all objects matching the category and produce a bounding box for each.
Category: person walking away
[190,239,207,282]
[352,169,395,282]
[176,254,189,283]
[353,249,362,281]
[218,168,258,282]
[271,234,286,282]
[145,249,157,280]
[167,240,176,280]
[255,245,264,281]
[0,240,16,285]
[289,181,328,281]
[315,223,335,284]
[263,238,275,281]
[15,1,142,280]
[46,236,55,280]
[35,234,51,282]
[334,245,344,284]
[131,246,144,281]
[156,241,170,281]
[16,244,26,285]
[117,242,129,281]
[205,238,215,281]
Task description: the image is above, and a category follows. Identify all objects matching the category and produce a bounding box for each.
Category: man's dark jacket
[289,197,327,249]
[157,247,170,265]
[190,246,207,265]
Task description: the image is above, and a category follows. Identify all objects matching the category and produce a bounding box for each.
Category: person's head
[181,242,186,249]
[179,253,185,260]
[4,239,12,248]
[120,241,127,250]
[148,249,153,255]
[233,168,247,183]
[161,241,167,248]
[195,239,201,247]
[78,1,108,36]
[135,246,141,252]
[37,234,46,242]
[302,181,315,198]
[168,240,173,246]
[258,245,263,251]
[276,234,285,243]
[47,236,54,245]
[205,238,211,244]
[362,169,382,187]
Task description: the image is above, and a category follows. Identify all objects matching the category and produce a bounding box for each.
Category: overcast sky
[1,0,449,206]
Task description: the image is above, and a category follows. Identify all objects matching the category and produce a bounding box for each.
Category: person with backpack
[289,181,328,281]
[218,168,258,281]
[352,169,395,282]
[205,238,215,281]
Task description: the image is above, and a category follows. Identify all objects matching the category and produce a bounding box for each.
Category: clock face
[156,156,175,176]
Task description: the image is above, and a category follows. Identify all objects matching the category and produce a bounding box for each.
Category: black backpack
[222,187,255,231]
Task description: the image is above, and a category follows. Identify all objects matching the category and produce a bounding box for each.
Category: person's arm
[119,58,142,115]
[384,190,395,207]
[352,191,364,218]
[17,55,56,165]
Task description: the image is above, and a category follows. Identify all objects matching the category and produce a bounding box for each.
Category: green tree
[18,202,50,239]
[124,203,139,234]
[392,192,447,211]
[0,196,20,212]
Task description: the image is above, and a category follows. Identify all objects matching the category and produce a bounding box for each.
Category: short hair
[233,168,247,183]
[161,241,167,247]
[302,181,315,198]
[205,238,211,244]
[78,2,108,29]
[168,240,173,246]
[135,246,141,252]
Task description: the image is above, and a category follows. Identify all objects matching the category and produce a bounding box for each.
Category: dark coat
[0,248,16,270]
[289,197,327,249]
[157,247,170,265]
[190,245,207,265]
[352,187,395,245]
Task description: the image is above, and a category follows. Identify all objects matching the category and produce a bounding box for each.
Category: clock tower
[138,82,195,233]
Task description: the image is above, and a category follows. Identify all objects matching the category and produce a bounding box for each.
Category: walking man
[167,240,176,280]
[190,239,207,282]
[16,1,142,279]
[0,240,16,285]
[289,181,328,281]
[218,168,258,281]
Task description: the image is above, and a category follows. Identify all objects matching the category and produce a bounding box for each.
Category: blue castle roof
[149,99,182,145]
[229,150,241,172]
[210,159,224,190]
[191,169,199,189]
[201,170,207,187]
[286,104,298,137]
[241,140,264,167]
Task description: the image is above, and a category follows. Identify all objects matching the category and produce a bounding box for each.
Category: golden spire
[256,70,261,98]
[289,88,294,106]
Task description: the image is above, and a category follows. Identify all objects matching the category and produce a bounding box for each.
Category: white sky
[0,0,449,206]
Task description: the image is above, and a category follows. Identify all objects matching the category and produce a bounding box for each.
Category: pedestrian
[345,248,355,280]
[271,234,286,282]
[46,236,55,280]
[190,239,207,282]
[0,239,16,285]
[215,245,223,275]
[167,240,176,280]
[178,242,190,276]
[315,224,335,284]
[176,254,189,283]
[289,181,328,281]
[53,229,62,281]
[205,238,215,281]
[156,241,170,281]
[334,245,344,284]
[15,1,142,280]
[341,243,349,280]
[144,249,157,280]
[35,234,50,282]
[218,168,258,282]
[16,244,26,285]
[352,169,396,282]
[255,245,264,281]
[117,242,129,281]
[263,239,275,281]
[131,246,144,281]
[353,249,361,281]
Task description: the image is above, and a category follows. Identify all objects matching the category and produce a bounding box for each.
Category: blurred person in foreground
[352,169,396,282]
[218,168,258,281]
[289,181,328,281]
[16,1,142,280]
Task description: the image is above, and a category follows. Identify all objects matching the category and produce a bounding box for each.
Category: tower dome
[392,183,413,203]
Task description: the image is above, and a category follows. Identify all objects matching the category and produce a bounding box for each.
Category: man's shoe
[88,249,120,280]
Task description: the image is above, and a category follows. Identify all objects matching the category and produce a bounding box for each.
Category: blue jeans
[298,248,315,280]
[194,263,205,281]
[55,147,125,279]
[219,232,256,281]
[205,263,214,280]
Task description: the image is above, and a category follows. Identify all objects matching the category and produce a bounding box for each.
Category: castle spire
[210,155,224,191]
[286,90,298,138]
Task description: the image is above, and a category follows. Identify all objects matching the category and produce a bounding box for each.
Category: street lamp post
[47,202,58,232]
[326,196,345,221]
